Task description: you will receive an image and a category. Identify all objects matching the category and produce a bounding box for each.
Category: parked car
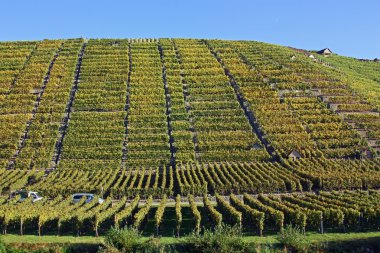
[72,193,104,204]
[10,190,43,203]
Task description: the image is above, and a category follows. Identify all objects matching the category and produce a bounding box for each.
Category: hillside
[314,53,380,110]
[0,38,379,237]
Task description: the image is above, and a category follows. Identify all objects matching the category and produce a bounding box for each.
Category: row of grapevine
[203,194,222,227]
[243,194,284,231]
[154,194,167,234]
[133,195,153,228]
[188,194,201,234]
[176,162,307,195]
[0,191,378,236]
[114,195,140,227]
[175,194,182,237]
[110,167,173,198]
[93,197,128,236]
[215,194,242,227]
[284,157,380,190]
[229,194,264,235]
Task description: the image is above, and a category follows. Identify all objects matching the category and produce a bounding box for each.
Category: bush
[0,236,6,253]
[100,226,141,253]
[277,225,308,252]
[257,244,279,253]
[0,239,72,253]
[139,237,166,253]
[100,231,171,253]
[184,223,256,253]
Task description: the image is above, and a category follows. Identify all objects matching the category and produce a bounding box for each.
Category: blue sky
[0,0,379,58]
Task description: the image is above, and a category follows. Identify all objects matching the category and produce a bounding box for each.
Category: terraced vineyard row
[1,160,379,198]
[0,191,379,236]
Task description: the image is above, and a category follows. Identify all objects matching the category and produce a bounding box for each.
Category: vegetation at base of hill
[2,229,380,253]
[277,225,308,252]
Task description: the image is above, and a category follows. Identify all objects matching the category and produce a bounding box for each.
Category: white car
[11,191,43,203]
[72,193,104,204]
[28,191,43,202]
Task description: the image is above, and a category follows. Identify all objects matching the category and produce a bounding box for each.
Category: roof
[317,48,333,55]
[252,143,263,149]
[72,193,95,196]
[288,149,302,158]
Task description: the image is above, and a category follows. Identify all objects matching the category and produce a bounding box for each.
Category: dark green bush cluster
[99,224,258,253]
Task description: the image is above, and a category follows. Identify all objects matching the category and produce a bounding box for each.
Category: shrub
[140,237,167,253]
[277,225,308,252]
[0,236,6,253]
[101,226,141,253]
[184,223,256,253]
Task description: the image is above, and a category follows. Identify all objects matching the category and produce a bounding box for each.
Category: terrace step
[121,42,132,168]
[301,85,379,158]
[158,41,176,168]
[278,89,321,97]
[275,65,377,159]
[337,118,379,158]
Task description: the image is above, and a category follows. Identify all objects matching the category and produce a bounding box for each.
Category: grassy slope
[2,231,380,245]
[2,235,103,244]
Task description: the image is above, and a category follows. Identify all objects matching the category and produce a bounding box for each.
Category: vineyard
[0,38,379,237]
